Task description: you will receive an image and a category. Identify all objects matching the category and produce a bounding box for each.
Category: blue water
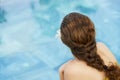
[0,0,120,80]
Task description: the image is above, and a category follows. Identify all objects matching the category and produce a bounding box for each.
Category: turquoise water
[0,0,120,80]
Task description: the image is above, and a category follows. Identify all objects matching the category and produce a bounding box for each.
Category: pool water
[0,0,120,80]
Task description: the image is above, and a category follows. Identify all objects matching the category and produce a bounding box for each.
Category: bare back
[59,42,117,80]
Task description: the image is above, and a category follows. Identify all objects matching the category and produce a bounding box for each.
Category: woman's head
[60,12,97,59]
[60,12,95,46]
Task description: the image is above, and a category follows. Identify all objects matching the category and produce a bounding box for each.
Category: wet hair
[60,12,120,80]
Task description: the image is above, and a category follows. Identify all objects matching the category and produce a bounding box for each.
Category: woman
[59,12,120,80]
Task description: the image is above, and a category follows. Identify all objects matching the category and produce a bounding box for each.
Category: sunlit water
[0,0,120,80]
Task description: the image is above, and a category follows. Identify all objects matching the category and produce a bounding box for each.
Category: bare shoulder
[59,60,73,72]
[59,59,83,73]
[59,60,73,80]
[60,59,88,74]
[96,42,117,64]
[97,42,111,47]
[59,59,104,80]
[96,42,107,48]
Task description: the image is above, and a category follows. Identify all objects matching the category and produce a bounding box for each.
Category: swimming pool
[0,0,120,80]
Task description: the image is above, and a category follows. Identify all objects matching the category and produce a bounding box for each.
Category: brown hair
[60,12,120,80]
